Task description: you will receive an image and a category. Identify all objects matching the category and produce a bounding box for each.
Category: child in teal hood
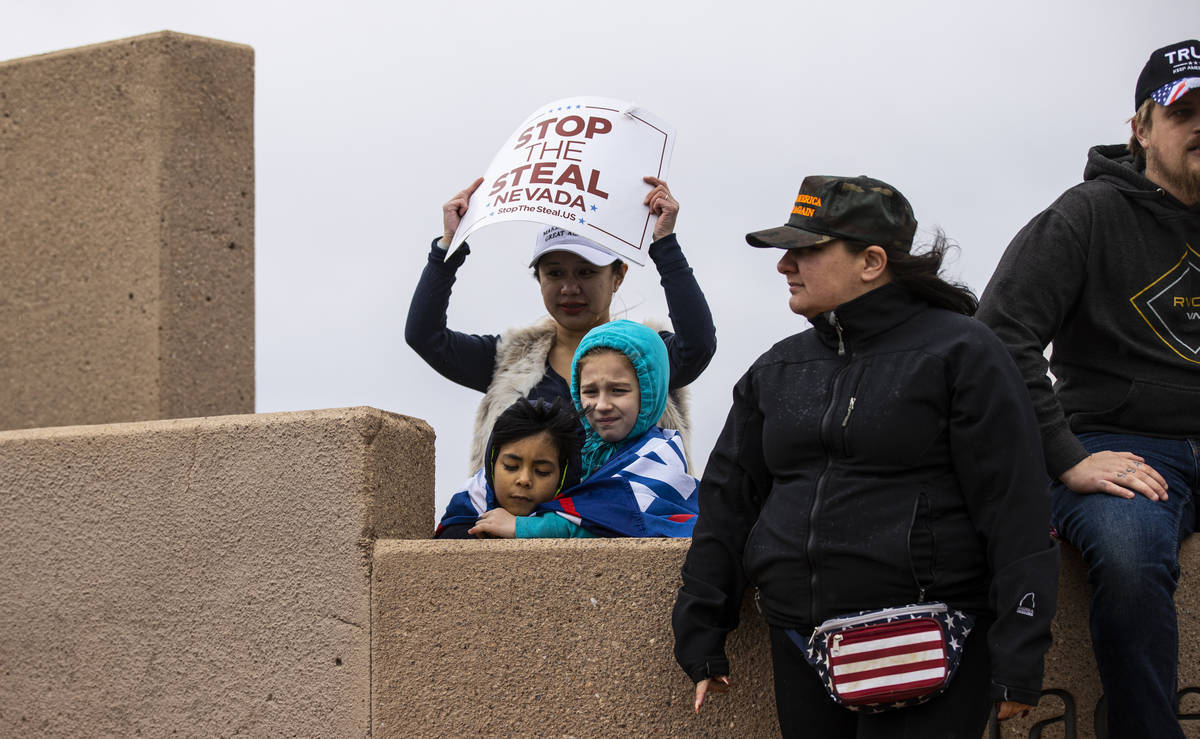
[571,320,671,477]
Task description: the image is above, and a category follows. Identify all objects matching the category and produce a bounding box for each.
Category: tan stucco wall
[1,401,1195,737]
[0,407,432,737]
[0,32,254,431]
[372,537,1200,738]
[371,538,778,737]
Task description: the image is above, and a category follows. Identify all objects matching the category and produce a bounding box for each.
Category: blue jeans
[1050,432,1199,739]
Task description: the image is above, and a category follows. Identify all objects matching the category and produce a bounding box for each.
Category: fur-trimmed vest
[468,318,692,474]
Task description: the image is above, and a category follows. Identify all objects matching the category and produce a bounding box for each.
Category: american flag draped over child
[533,426,698,537]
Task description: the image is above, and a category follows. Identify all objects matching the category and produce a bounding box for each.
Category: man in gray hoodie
[978,40,1200,738]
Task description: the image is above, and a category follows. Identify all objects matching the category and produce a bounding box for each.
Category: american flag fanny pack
[789,602,974,713]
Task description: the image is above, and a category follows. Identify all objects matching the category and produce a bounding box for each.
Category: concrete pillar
[0,407,433,737]
[0,31,254,430]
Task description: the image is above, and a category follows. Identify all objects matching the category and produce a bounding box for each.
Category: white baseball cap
[529,226,620,267]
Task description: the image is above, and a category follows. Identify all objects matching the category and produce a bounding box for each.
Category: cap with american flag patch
[1136,40,1200,110]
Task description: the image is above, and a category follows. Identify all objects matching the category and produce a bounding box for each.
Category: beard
[1145,139,1200,205]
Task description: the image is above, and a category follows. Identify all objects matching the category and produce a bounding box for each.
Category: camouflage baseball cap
[745,175,917,252]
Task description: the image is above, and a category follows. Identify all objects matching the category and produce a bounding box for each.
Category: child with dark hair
[435,397,585,539]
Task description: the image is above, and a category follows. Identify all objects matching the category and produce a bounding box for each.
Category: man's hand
[468,508,517,538]
[693,675,730,713]
[1059,451,1169,501]
[442,177,484,246]
[643,176,679,241]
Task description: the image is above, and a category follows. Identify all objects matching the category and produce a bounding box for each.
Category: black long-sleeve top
[404,233,717,403]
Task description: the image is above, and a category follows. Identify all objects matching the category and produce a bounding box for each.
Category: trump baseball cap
[529,226,620,267]
[1136,39,1200,109]
[746,175,917,252]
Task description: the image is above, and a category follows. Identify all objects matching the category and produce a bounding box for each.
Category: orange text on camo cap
[792,193,822,218]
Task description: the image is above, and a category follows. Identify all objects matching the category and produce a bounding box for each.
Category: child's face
[577,351,640,442]
[492,431,562,516]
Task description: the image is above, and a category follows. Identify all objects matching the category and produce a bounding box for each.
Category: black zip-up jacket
[672,284,1059,705]
[978,145,1200,478]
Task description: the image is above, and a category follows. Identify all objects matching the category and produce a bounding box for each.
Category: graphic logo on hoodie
[1130,244,1200,364]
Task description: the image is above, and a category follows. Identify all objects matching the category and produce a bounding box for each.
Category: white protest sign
[449,97,675,266]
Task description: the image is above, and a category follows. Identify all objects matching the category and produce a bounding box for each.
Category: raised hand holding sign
[448,97,675,266]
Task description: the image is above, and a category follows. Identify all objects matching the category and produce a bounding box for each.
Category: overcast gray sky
[3,1,1189,518]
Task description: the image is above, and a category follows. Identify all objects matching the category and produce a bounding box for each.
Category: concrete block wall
[1,403,1196,737]
[0,408,432,737]
[371,537,1200,738]
[0,32,254,431]
[371,539,779,737]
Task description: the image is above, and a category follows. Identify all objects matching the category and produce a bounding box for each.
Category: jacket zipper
[809,326,852,625]
[839,363,867,456]
[808,456,834,626]
[908,493,936,603]
[840,396,857,458]
[827,311,845,356]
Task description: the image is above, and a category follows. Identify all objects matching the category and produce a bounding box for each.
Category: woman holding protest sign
[406,174,715,473]
[671,175,1058,735]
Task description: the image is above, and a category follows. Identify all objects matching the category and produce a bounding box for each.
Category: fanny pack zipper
[813,602,947,636]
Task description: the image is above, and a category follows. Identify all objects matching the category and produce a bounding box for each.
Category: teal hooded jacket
[570,320,670,478]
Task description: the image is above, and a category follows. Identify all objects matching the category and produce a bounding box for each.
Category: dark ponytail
[846,229,978,316]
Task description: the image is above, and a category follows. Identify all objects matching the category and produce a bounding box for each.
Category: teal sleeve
[515,513,598,538]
